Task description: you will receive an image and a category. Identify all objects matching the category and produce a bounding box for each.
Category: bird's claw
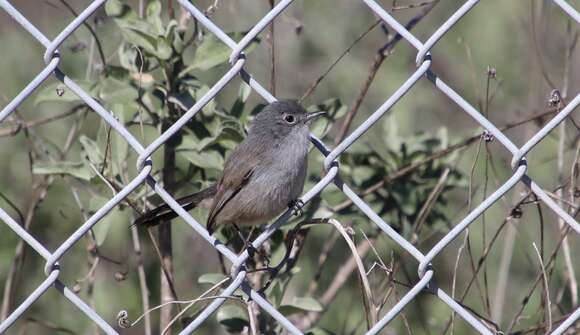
[246,244,257,258]
[289,199,304,216]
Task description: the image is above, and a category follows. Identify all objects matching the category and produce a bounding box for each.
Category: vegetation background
[0,0,578,334]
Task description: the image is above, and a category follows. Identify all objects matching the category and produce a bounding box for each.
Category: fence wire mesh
[0,0,579,334]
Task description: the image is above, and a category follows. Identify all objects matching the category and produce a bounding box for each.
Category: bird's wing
[206,147,260,233]
[133,184,217,228]
[206,169,254,234]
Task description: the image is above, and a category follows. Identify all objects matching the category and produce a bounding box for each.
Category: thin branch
[57,0,107,71]
[532,242,552,332]
[299,19,382,103]
[392,0,439,11]
[327,219,376,329]
[333,2,438,145]
[306,230,339,296]
[131,226,152,335]
[410,167,450,241]
[297,237,373,330]
[0,108,86,320]
[332,107,563,212]
[529,0,557,90]
[505,219,578,333]
[0,105,84,137]
[161,277,231,335]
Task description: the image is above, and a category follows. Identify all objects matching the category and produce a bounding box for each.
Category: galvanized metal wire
[0,0,579,334]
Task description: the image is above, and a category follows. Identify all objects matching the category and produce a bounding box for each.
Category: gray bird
[135,100,325,234]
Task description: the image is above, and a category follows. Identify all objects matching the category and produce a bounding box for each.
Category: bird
[134,100,325,234]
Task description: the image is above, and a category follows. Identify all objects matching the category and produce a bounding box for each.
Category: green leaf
[217,305,249,333]
[195,85,217,116]
[198,273,227,285]
[268,277,286,307]
[94,108,129,178]
[178,121,244,153]
[239,82,251,102]
[352,166,375,185]
[178,150,225,170]
[79,135,104,166]
[179,32,260,76]
[110,105,129,173]
[305,328,336,335]
[88,196,130,246]
[309,117,330,138]
[168,90,195,112]
[146,0,163,34]
[279,297,323,316]
[104,0,124,16]
[106,65,131,81]
[166,20,184,53]
[107,0,170,59]
[308,98,347,120]
[119,43,139,72]
[99,78,138,103]
[152,38,173,60]
[35,81,96,105]
[32,161,93,181]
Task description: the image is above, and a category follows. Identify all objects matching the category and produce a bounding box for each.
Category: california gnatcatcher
[135,100,325,233]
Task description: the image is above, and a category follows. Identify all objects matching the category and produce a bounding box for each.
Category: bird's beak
[305,111,326,123]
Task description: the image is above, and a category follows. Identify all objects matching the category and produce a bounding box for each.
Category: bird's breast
[228,134,309,225]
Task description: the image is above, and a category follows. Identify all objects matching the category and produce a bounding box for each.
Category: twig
[512,314,579,334]
[247,301,259,335]
[306,230,339,296]
[480,66,496,318]
[297,237,373,330]
[333,2,438,145]
[532,242,552,332]
[131,226,152,335]
[327,219,376,328]
[529,0,558,90]
[167,0,175,19]
[556,18,578,308]
[451,230,469,335]
[161,277,231,334]
[0,190,25,224]
[441,189,538,334]
[158,45,186,333]
[299,19,382,103]
[332,107,562,212]
[0,108,86,320]
[146,229,181,313]
[118,289,239,331]
[57,0,107,71]
[505,208,580,333]
[410,167,450,241]
[392,0,438,11]
[19,317,76,335]
[0,105,84,137]
[451,135,485,334]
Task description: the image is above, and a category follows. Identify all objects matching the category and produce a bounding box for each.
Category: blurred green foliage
[0,0,578,334]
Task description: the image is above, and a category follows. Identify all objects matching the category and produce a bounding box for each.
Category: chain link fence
[0,0,579,334]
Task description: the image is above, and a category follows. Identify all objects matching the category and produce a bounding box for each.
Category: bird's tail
[133,184,217,228]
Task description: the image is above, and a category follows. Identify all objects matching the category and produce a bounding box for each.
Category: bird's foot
[260,250,271,267]
[246,244,257,258]
[288,199,304,216]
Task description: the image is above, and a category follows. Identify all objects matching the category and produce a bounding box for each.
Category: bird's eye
[284,114,296,124]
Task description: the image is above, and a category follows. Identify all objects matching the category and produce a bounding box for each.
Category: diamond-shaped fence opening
[0,0,579,334]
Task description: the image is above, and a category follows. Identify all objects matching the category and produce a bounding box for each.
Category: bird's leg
[257,225,303,294]
[233,223,256,257]
[288,199,305,216]
[247,226,271,266]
